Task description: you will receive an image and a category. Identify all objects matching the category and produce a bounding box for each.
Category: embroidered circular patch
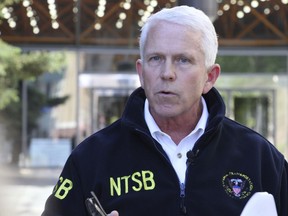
[222,172,253,199]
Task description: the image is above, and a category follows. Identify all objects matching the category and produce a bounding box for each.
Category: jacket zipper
[180,182,187,214]
[134,128,192,215]
[180,148,200,215]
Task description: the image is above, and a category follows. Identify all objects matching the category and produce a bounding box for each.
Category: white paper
[240,192,278,216]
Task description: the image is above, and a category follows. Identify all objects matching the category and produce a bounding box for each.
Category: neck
[154,102,203,145]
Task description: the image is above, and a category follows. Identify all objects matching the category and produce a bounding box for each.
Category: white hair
[139,6,218,69]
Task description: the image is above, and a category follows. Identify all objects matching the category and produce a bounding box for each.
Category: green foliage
[0,86,45,137]
[0,0,19,9]
[21,51,66,77]
[216,55,287,73]
[0,0,19,20]
[0,85,69,163]
[0,84,69,160]
[0,39,66,109]
[0,40,22,108]
[0,40,68,163]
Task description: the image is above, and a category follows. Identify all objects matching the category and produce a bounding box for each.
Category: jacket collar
[122,87,226,132]
[203,87,226,131]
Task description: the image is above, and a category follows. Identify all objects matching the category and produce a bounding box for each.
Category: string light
[94,0,107,30]
[22,0,30,7]
[115,12,126,29]
[223,4,230,11]
[47,0,59,29]
[2,0,287,35]
[217,10,224,16]
[1,7,17,29]
[251,0,259,8]
[21,0,40,34]
[243,5,251,13]
[237,0,244,6]
[94,23,101,30]
[115,0,130,29]
[217,0,288,19]
[264,8,270,15]
[138,0,158,27]
[274,5,280,10]
[237,11,244,18]
[93,0,170,30]
[95,0,106,18]
[122,0,131,10]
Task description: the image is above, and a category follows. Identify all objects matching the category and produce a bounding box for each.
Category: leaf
[0,88,18,110]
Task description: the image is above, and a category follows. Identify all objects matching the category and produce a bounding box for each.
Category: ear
[136,59,144,87]
[203,64,221,94]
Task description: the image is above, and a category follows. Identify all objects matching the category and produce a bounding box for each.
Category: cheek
[136,63,146,87]
[183,75,206,95]
[139,74,153,92]
[140,68,158,85]
[139,74,145,88]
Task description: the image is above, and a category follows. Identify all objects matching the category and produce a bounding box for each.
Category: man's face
[136,21,219,121]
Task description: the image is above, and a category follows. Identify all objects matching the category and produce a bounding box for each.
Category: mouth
[161,91,171,94]
[157,90,176,96]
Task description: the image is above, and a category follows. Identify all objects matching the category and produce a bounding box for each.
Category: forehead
[144,21,203,55]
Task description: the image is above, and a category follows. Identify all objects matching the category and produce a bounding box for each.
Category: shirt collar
[144,97,209,140]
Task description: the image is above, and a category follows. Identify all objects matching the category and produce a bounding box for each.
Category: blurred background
[0,0,287,215]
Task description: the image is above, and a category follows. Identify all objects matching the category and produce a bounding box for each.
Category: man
[42,6,288,216]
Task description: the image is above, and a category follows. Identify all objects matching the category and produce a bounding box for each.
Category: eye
[176,56,191,64]
[149,55,161,62]
[147,55,163,66]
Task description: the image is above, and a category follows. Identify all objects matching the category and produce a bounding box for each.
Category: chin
[154,107,180,119]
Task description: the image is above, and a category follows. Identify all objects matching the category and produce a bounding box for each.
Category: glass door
[91,89,131,132]
[220,89,276,143]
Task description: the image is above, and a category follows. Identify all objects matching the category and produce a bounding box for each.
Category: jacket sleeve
[41,154,89,216]
[278,160,288,216]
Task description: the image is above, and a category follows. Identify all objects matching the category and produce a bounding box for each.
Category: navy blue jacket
[42,87,288,216]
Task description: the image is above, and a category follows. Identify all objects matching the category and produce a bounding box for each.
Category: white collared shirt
[144,97,209,183]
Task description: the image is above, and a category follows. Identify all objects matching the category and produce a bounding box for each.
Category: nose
[160,60,176,81]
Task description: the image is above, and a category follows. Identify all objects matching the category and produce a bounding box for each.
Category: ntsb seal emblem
[222,172,253,199]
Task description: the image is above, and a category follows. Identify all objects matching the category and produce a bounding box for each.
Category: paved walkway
[0,165,61,216]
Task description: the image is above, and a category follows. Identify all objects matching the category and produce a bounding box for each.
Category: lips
[154,87,178,97]
[157,90,177,97]
[160,91,171,94]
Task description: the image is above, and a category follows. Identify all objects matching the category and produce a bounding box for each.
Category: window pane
[216,55,287,73]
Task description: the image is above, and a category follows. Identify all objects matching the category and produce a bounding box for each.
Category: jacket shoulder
[222,117,285,160]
